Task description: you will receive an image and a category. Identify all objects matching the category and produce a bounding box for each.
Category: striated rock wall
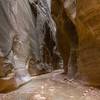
[52,0,100,85]
[0,0,60,92]
[76,0,100,85]
[51,0,78,77]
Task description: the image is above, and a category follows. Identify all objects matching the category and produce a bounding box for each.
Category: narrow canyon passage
[1,0,100,100]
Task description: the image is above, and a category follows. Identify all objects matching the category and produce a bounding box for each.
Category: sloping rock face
[28,0,61,75]
[0,0,60,92]
[76,0,100,85]
[51,0,78,77]
[52,0,100,85]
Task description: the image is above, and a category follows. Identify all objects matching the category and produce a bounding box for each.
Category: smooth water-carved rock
[76,0,100,86]
[51,0,78,78]
[0,0,59,92]
[52,0,100,85]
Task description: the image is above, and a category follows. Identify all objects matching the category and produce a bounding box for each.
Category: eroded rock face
[52,0,100,85]
[29,0,61,75]
[0,0,60,92]
[51,0,78,77]
[76,0,100,85]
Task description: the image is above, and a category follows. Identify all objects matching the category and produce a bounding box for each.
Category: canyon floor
[0,70,100,100]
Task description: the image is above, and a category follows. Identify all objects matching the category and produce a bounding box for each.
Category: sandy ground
[0,70,100,100]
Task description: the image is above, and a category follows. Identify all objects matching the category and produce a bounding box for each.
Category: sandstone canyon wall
[51,0,78,78]
[76,0,100,85]
[52,0,100,85]
[0,0,60,92]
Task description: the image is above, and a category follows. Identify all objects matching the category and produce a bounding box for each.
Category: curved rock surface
[76,0,100,85]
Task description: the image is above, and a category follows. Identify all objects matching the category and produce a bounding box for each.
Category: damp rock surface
[0,70,100,100]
